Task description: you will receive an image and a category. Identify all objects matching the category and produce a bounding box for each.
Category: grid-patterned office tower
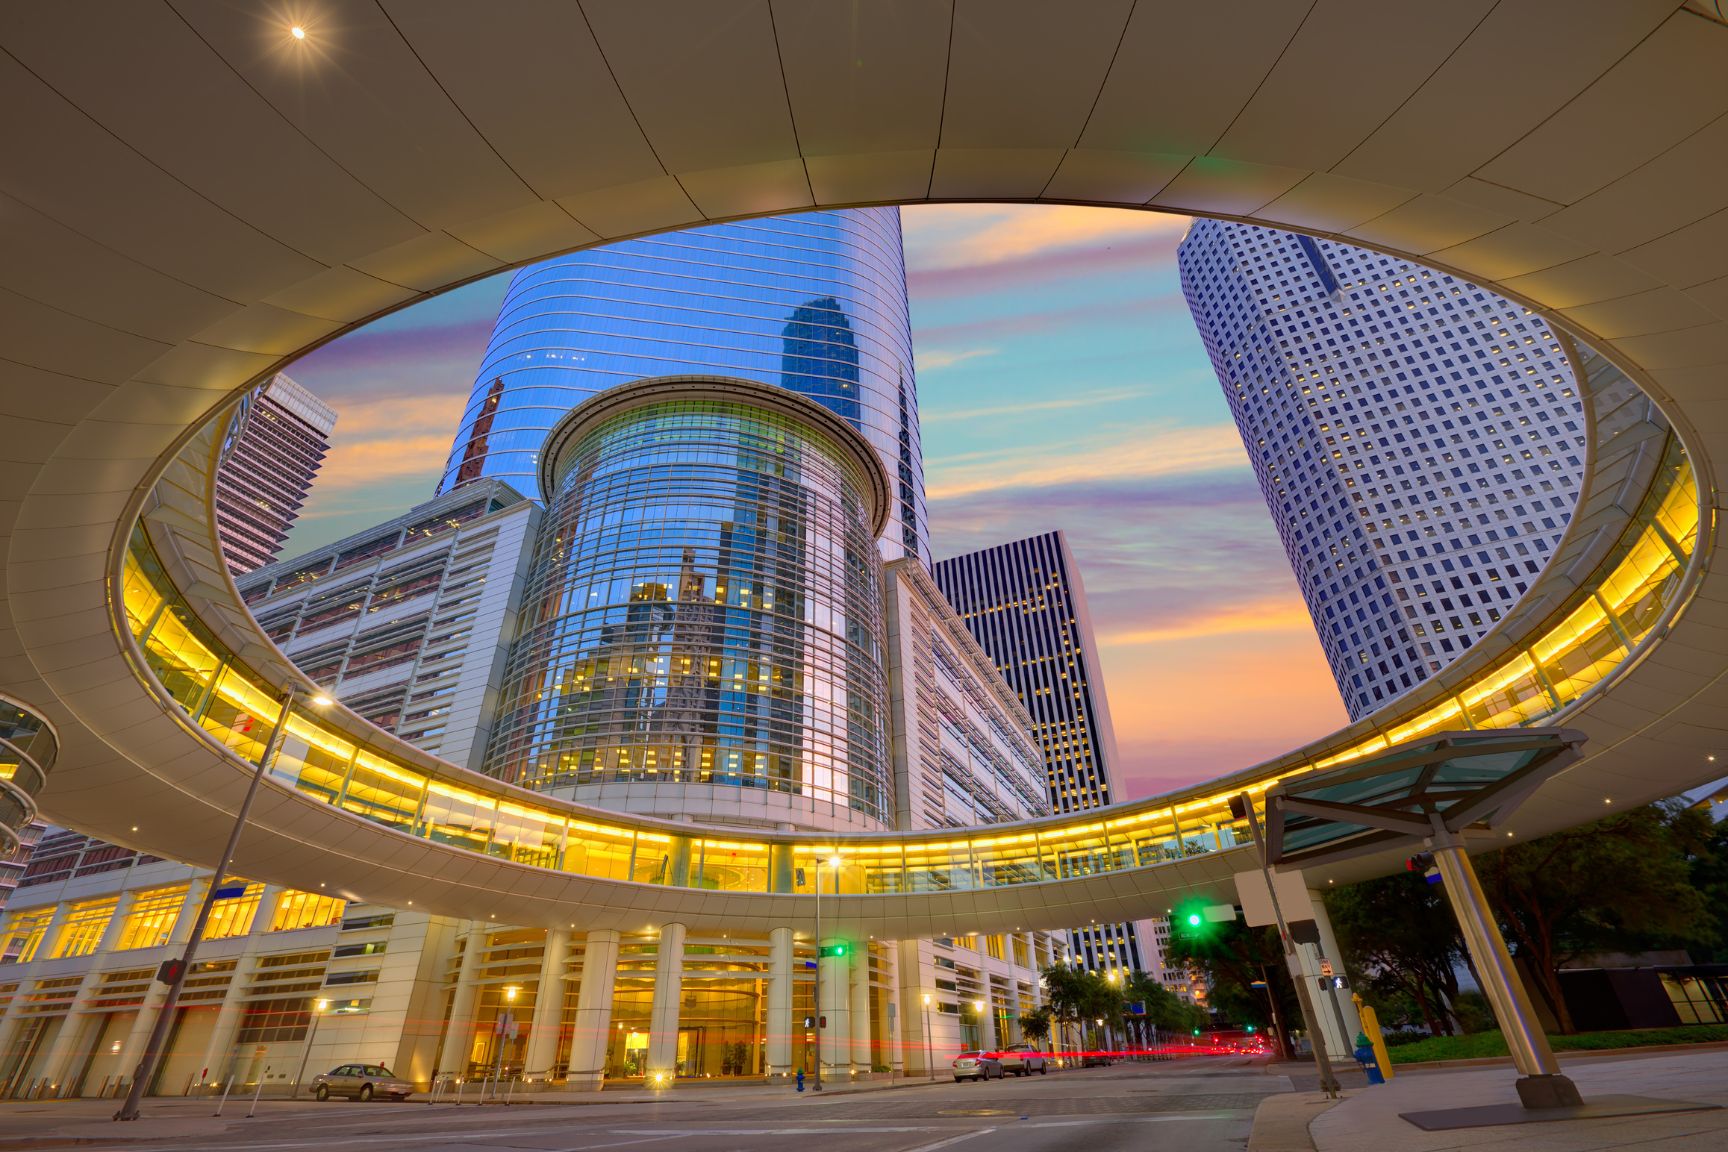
[213,373,338,575]
[933,530,1146,976]
[437,209,929,565]
[1178,220,1587,719]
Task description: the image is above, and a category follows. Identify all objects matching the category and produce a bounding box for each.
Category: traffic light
[820,942,849,958]
[1174,899,1209,938]
[1246,1024,1256,1033]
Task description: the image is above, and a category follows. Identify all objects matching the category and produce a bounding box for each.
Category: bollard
[246,1068,269,1119]
[504,1076,516,1106]
[213,1075,236,1116]
[98,1076,112,1100]
[453,1077,465,1106]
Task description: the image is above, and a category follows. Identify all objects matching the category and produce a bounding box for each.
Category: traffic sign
[1319,958,1334,978]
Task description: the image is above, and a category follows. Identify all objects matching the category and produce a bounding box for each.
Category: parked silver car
[997,1043,1049,1076]
[951,1051,1004,1082]
[311,1063,415,1101]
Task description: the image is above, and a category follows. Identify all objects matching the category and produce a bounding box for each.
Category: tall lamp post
[922,994,934,1081]
[811,854,840,1092]
[292,998,330,1097]
[116,682,333,1121]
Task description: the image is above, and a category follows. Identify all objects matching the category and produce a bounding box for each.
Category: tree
[1018,1004,1052,1046]
[1039,964,1090,1057]
[1325,871,1469,1035]
[1477,801,1717,1033]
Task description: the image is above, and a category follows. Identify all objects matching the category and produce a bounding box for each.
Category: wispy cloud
[905,204,1188,299]
[1099,599,1316,646]
[921,385,1146,424]
[916,347,998,372]
[924,422,1245,501]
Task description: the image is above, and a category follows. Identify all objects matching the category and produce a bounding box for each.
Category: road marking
[902,1128,996,1152]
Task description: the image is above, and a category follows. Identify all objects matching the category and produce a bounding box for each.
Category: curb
[1248,1092,1338,1152]
[1390,1039,1728,1072]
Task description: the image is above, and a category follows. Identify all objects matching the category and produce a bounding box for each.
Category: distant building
[1178,220,1587,718]
[235,480,539,772]
[214,373,338,576]
[933,530,1151,979]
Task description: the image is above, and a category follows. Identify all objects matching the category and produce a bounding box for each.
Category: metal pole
[291,1002,324,1098]
[213,1075,235,1116]
[812,862,822,1092]
[245,1066,268,1118]
[116,684,302,1122]
[1427,819,1579,1107]
[1236,793,1341,1098]
[923,998,934,1081]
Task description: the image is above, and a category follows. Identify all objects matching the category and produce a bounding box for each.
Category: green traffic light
[1186,912,1202,927]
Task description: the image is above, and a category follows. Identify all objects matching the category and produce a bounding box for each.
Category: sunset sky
[282,205,1349,801]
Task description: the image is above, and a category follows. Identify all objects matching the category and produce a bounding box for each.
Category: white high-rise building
[1178,221,1588,719]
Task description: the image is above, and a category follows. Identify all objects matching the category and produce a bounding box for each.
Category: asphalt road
[0,1058,1282,1152]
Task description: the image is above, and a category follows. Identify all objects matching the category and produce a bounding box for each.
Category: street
[0,1058,1277,1152]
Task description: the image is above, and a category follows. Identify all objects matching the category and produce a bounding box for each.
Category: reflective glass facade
[438,209,928,565]
[482,381,894,830]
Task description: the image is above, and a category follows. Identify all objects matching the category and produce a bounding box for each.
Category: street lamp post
[292,998,330,1097]
[922,994,934,1081]
[116,683,332,1122]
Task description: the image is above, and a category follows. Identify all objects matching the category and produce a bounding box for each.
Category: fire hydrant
[795,1068,805,1093]
[1352,1032,1385,1085]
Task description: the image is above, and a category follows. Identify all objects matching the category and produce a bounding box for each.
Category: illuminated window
[116,885,190,951]
[268,890,346,933]
[0,907,53,964]
[51,898,119,959]
[201,882,265,941]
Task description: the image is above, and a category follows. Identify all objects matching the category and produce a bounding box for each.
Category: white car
[952,1051,1004,1082]
[997,1044,1049,1076]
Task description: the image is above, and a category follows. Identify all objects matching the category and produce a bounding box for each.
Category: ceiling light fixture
[290,26,306,40]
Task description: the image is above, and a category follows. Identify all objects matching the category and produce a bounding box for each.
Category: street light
[922,993,934,1081]
[292,998,331,1098]
[116,682,334,1122]
[811,854,841,1092]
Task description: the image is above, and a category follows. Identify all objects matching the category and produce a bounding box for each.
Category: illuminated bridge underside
[3,3,1726,938]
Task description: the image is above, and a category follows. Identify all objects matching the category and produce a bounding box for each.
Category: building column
[975,983,997,1053]
[249,886,282,936]
[1306,890,1362,1050]
[437,921,485,1078]
[523,929,570,1080]
[566,929,619,1091]
[879,944,902,1077]
[765,927,792,1078]
[646,923,685,1083]
[192,973,249,1092]
[849,945,872,1074]
[39,893,136,1095]
[895,940,930,1077]
[1006,982,1023,1045]
[112,881,205,1097]
[817,938,849,1076]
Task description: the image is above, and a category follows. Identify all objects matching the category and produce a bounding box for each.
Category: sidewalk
[1252,1049,1728,1152]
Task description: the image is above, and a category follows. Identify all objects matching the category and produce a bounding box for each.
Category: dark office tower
[213,372,338,575]
[933,530,1147,976]
[436,209,928,565]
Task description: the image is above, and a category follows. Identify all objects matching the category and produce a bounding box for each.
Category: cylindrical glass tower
[438,208,928,566]
[483,375,893,832]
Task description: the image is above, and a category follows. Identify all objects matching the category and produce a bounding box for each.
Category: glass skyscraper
[438,209,928,566]
[482,377,894,832]
[1178,220,1586,719]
